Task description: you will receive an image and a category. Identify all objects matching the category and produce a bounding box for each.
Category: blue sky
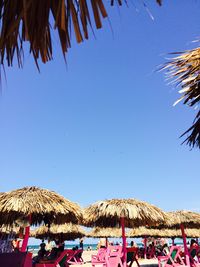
[0,1,199,217]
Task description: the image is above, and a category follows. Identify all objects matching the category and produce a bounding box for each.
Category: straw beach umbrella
[0,186,82,252]
[84,198,167,264]
[0,0,162,69]
[32,223,86,241]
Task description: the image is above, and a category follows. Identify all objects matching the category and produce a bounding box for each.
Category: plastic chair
[126,247,140,267]
[91,247,107,267]
[157,246,186,267]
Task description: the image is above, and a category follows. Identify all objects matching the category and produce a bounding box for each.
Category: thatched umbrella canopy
[127,227,180,238]
[162,47,200,148]
[0,0,162,69]
[165,211,200,229]
[32,223,86,241]
[0,186,82,226]
[84,199,167,228]
[87,227,124,238]
[0,224,20,237]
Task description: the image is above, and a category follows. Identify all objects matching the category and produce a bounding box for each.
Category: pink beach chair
[189,246,200,267]
[157,246,186,267]
[91,247,107,267]
[105,245,123,267]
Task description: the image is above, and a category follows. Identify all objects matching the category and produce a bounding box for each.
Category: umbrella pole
[180,224,190,267]
[144,237,147,259]
[21,215,31,252]
[121,217,127,267]
[172,237,175,246]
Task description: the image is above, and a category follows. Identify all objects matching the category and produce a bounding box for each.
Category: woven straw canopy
[83,198,167,228]
[127,227,179,238]
[31,223,85,240]
[87,227,124,238]
[0,0,162,69]
[158,211,200,229]
[162,47,200,148]
[0,186,82,226]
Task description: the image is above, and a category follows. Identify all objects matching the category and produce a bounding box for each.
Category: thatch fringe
[87,227,123,238]
[162,47,200,148]
[154,210,200,229]
[83,198,167,228]
[31,223,86,240]
[0,186,83,226]
[0,0,161,68]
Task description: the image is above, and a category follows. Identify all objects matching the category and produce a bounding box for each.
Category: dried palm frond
[0,186,82,226]
[31,223,86,240]
[83,198,167,228]
[0,0,161,69]
[128,227,180,238]
[162,47,200,148]
[87,227,123,238]
[155,210,200,229]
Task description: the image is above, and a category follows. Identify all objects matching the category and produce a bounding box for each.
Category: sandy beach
[75,250,158,267]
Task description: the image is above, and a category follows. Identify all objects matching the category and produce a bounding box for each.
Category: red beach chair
[67,249,84,264]
[35,250,68,267]
[126,247,140,267]
[0,252,32,267]
[157,246,187,267]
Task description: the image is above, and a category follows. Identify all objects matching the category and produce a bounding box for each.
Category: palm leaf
[0,0,161,68]
[162,47,200,148]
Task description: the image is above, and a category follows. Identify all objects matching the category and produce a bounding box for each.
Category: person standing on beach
[79,238,84,250]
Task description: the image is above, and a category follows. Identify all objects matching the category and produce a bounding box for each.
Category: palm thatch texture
[87,227,124,238]
[0,186,82,226]
[164,211,200,229]
[128,227,200,239]
[162,47,200,148]
[31,223,86,240]
[83,198,167,228]
[0,0,162,68]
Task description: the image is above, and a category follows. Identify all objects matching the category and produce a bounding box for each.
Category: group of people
[32,239,65,265]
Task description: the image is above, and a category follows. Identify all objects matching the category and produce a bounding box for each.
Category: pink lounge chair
[35,250,68,267]
[157,246,187,267]
[105,245,123,267]
[189,246,200,267]
[91,247,107,267]
[92,246,123,267]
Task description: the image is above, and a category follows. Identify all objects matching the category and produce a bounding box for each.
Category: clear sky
[0,1,199,215]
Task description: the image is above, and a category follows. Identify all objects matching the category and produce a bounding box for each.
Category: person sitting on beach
[46,239,53,252]
[32,242,48,265]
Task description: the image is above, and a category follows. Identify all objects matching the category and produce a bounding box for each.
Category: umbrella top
[128,227,180,238]
[84,198,167,228]
[32,223,86,241]
[87,227,124,238]
[0,186,82,226]
[165,211,200,228]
